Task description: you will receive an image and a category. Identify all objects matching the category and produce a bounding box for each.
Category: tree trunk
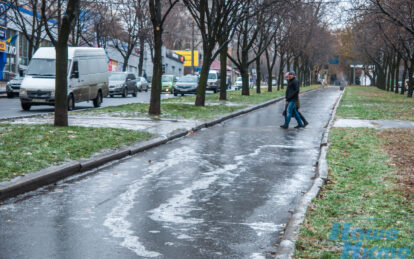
[138,37,145,76]
[219,40,228,101]
[122,54,129,71]
[54,0,79,127]
[255,55,261,94]
[149,28,162,115]
[394,56,400,94]
[265,48,272,92]
[54,43,68,126]
[240,50,250,96]
[278,54,284,90]
[195,48,212,106]
[408,61,414,98]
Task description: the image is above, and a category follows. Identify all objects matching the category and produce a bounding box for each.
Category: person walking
[280,71,306,129]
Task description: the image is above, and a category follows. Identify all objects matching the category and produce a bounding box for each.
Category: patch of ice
[103,146,198,257]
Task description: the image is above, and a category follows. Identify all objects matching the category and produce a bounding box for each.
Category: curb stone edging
[274,88,345,259]
[0,87,320,201]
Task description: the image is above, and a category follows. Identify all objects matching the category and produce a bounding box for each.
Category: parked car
[6,75,24,98]
[271,78,277,86]
[109,72,138,97]
[173,75,199,96]
[136,77,149,92]
[234,76,253,90]
[19,47,108,111]
[207,70,220,93]
[162,75,177,93]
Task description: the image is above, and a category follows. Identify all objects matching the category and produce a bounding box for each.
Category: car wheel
[145,87,148,92]
[21,102,31,111]
[181,94,184,96]
[67,94,75,111]
[138,86,142,92]
[174,92,177,96]
[93,91,102,107]
[213,89,217,93]
[7,92,14,98]
[132,87,137,97]
[109,94,113,98]
[122,88,127,98]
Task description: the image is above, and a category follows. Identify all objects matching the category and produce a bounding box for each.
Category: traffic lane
[0,91,176,119]
[0,88,340,259]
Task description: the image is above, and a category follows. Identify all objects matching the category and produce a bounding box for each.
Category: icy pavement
[334,118,414,129]
[0,88,341,259]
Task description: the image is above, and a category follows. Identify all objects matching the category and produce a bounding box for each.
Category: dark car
[173,75,199,96]
[6,75,24,98]
[108,72,138,97]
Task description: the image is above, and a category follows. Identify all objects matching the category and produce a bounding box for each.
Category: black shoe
[303,121,309,128]
[280,125,288,129]
[294,125,304,129]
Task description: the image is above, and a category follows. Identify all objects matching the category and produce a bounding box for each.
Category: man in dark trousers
[280,71,307,129]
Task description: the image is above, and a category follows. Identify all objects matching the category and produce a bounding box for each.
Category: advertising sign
[174,50,199,67]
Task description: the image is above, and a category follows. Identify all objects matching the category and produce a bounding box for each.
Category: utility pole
[191,21,195,74]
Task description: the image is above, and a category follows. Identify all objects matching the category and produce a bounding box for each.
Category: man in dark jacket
[280,71,305,129]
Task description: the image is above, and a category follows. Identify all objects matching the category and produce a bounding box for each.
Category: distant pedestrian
[280,72,306,129]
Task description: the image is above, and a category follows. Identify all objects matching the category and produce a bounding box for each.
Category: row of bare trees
[7,0,335,125]
[349,0,414,97]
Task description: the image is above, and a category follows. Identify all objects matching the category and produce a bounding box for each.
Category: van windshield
[26,59,71,77]
[208,73,217,79]
[26,59,56,76]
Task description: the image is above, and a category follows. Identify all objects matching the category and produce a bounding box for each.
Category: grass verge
[77,85,320,120]
[294,128,414,258]
[0,124,153,181]
[337,86,414,121]
[76,103,246,120]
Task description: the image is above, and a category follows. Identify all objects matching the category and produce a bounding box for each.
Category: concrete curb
[274,88,344,259]
[0,87,320,201]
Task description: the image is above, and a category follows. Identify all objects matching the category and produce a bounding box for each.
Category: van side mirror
[71,70,79,78]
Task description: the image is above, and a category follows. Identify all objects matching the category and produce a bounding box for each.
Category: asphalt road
[0,91,176,120]
[0,88,341,259]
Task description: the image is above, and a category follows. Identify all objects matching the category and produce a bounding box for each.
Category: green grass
[78,85,320,120]
[76,103,246,120]
[294,128,414,258]
[337,86,414,121]
[0,124,153,181]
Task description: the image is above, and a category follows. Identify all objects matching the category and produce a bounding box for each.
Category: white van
[19,47,109,111]
[207,70,221,93]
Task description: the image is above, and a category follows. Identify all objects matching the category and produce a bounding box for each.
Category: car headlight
[20,88,27,96]
[115,84,124,88]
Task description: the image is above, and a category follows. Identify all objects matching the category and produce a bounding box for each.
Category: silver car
[6,75,24,98]
[136,77,149,92]
[173,75,199,96]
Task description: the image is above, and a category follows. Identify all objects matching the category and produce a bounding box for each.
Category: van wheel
[109,94,113,98]
[93,91,102,107]
[132,88,137,97]
[213,89,217,93]
[67,94,75,111]
[21,102,31,111]
[122,88,127,98]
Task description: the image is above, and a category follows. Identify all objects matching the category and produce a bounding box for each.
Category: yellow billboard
[174,50,199,67]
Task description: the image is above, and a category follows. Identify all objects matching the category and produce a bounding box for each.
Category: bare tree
[148,0,179,115]
[182,0,247,106]
[41,0,80,126]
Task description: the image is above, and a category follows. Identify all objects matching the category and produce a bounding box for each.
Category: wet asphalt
[0,87,341,259]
